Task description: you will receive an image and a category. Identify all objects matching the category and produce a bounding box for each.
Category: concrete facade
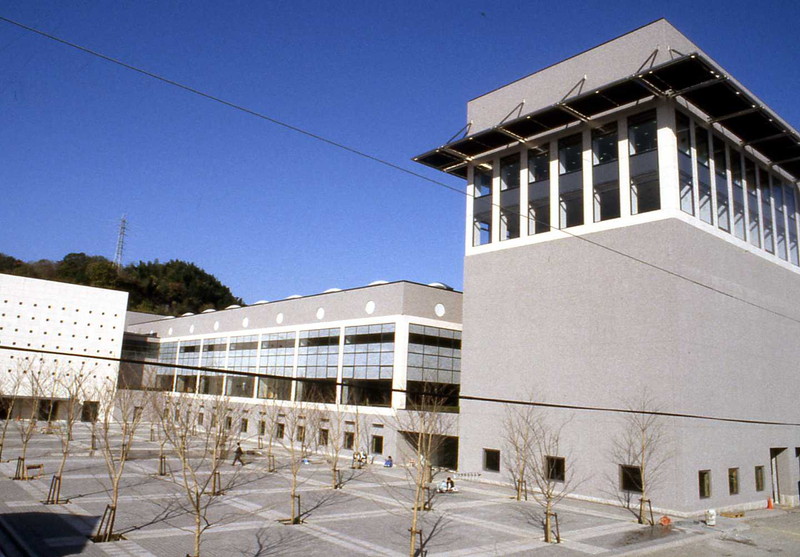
[125,281,463,465]
[415,19,800,515]
[0,273,128,418]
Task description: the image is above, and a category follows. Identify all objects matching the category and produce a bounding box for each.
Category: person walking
[232,443,244,466]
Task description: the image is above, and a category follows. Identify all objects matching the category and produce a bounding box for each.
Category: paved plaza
[0,424,797,556]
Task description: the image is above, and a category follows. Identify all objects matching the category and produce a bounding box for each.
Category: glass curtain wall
[226,335,257,397]
[296,328,339,403]
[199,337,226,395]
[528,147,550,234]
[258,332,294,400]
[156,341,178,391]
[629,110,659,214]
[406,325,461,411]
[176,340,200,392]
[341,324,395,407]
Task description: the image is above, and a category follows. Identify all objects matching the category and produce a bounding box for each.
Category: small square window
[545,456,565,482]
[699,470,711,499]
[319,428,329,446]
[755,466,765,492]
[483,449,501,472]
[371,435,384,454]
[344,431,355,450]
[728,468,739,495]
[620,465,642,493]
[275,423,285,439]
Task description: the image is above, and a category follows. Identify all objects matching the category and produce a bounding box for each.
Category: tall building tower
[415,19,800,514]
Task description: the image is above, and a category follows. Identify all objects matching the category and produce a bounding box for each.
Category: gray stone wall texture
[458,217,800,513]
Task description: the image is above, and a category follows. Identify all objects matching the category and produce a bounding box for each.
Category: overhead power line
[2,16,800,329]
[2,343,800,428]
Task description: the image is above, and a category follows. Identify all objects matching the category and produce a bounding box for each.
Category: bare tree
[610,391,671,525]
[13,357,47,475]
[257,399,283,472]
[0,364,24,461]
[277,401,320,524]
[154,391,242,557]
[504,401,579,542]
[320,404,349,489]
[46,362,94,504]
[93,381,146,542]
[393,391,453,557]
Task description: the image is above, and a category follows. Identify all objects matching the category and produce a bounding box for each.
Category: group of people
[352,450,369,468]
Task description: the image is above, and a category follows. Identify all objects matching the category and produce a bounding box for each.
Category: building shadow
[0,510,99,556]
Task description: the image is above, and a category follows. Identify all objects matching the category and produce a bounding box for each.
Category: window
[732,153,745,239]
[761,168,774,253]
[728,468,739,495]
[558,134,582,175]
[592,125,617,165]
[594,181,620,222]
[545,456,565,482]
[695,125,709,167]
[713,136,730,232]
[473,217,491,246]
[620,465,642,493]
[676,111,691,156]
[500,208,520,240]
[500,154,520,191]
[528,148,549,182]
[342,323,395,406]
[259,420,266,436]
[275,422,285,440]
[755,466,765,492]
[198,413,204,427]
[680,171,695,215]
[371,435,384,454]
[629,111,657,155]
[225,416,232,431]
[297,425,305,443]
[631,172,660,214]
[483,449,500,472]
[699,470,711,499]
[344,431,355,450]
[475,165,492,197]
[629,111,659,214]
[560,190,583,228]
[319,428,329,446]
[241,418,248,433]
[746,159,760,247]
[257,376,292,400]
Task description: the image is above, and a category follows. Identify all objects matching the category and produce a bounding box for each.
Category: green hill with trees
[0,252,242,316]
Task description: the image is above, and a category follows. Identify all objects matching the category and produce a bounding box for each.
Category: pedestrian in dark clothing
[232,443,244,466]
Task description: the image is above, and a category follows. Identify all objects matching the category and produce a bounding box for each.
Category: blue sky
[1,1,798,303]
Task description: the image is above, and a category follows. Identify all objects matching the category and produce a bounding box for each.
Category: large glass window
[156,341,178,391]
[731,152,745,240]
[760,168,774,253]
[786,185,799,265]
[773,178,787,260]
[500,208,520,241]
[558,134,582,175]
[628,111,657,155]
[258,332,295,401]
[473,216,491,246]
[500,154,520,191]
[407,325,461,411]
[341,324,394,407]
[226,335,257,398]
[474,165,492,197]
[629,111,659,214]
[746,159,760,247]
[593,124,619,222]
[677,112,694,216]
[176,340,200,393]
[713,135,730,232]
[199,337,226,395]
[296,328,340,403]
[528,148,550,235]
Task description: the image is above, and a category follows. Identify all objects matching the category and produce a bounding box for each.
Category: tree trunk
[544,500,552,543]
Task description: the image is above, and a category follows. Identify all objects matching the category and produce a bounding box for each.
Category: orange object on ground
[767,497,774,509]
[659,516,671,527]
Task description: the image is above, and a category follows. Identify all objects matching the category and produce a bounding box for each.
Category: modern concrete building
[124,280,462,465]
[415,19,800,514]
[0,273,128,421]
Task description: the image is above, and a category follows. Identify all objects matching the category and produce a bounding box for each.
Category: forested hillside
[0,252,242,316]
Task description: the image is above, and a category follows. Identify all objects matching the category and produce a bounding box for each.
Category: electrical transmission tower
[114,215,127,271]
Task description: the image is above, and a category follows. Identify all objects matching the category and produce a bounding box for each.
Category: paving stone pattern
[0,423,796,556]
